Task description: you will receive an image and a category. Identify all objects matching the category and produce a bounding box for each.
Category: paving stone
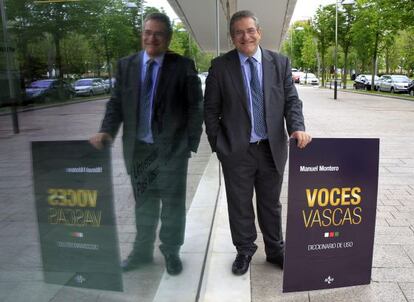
[399,282,414,301]
[375,226,414,236]
[251,264,309,302]
[377,205,399,213]
[376,218,389,226]
[386,218,412,227]
[403,245,414,263]
[392,212,414,221]
[308,282,406,302]
[3,282,62,302]
[373,245,414,268]
[380,199,404,206]
[375,234,414,245]
[372,268,414,282]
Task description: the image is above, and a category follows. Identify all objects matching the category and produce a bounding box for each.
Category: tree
[61,34,94,76]
[301,34,317,75]
[169,21,214,72]
[337,3,356,88]
[6,0,106,79]
[352,0,399,89]
[395,29,414,76]
[312,5,335,86]
[6,0,145,81]
[291,21,308,69]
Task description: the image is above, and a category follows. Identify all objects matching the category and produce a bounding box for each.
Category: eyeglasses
[233,27,258,38]
[143,30,167,39]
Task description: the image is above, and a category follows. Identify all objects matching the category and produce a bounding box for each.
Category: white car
[292,71,305,83]
[299,73,320,86]
[378,75,411,93]
[74,78,106,96]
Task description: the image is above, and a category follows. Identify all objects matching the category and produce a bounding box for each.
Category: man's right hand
[89,132,113,150]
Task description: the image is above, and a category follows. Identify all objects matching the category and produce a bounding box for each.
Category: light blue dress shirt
[139,51,164,143]
[238,47,268,142]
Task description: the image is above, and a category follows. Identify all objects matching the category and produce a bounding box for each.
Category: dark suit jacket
[204,48,305,173]
[100,50,203,174]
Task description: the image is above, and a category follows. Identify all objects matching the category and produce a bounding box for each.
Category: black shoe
[163,253,183,275]
[232,254,252,275]
[266,253,284,269]
[121,253,153,272]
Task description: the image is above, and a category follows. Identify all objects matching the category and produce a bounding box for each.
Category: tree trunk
[54,34,63,79]
[371,32,379,91]
[343,47,349,89]
[321,52,326,87]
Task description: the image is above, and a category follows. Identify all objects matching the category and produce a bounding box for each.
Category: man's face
[142,19,170,58]
[231,17,261,57]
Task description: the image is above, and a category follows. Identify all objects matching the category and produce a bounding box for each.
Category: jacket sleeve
[185,59,204,153]
[203,59,221,152]
[282,56,305,135]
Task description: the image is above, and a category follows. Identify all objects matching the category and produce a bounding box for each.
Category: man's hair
[229,10,260,37]
[144,12,173,39]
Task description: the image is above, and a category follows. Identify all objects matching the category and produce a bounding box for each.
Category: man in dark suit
[204,10,311,275]
[90,13,203,275]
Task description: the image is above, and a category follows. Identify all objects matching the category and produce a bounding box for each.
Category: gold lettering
[351,187,362,205]
[306,189,318,207]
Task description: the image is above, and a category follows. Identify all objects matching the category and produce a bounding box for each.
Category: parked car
[353,74,380,90]
[74,78,106,96]
[24,79,75,104]
[408,80,414,96]
[299,73,319,86]
[103,78,116,91]
[292,71,305,83]
[375,75,385,91]
[378,75,411,93]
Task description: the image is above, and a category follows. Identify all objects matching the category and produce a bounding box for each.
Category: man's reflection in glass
[90,13,203,275]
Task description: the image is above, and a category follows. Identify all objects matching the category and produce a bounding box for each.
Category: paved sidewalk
[249,86,414,301]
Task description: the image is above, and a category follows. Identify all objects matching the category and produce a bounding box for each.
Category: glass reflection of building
[0,1,218,301]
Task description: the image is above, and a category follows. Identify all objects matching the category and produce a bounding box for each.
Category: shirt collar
[143,51,165,67]
[237,46,262,65]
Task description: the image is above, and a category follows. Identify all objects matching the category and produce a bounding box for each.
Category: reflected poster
[32,140,122,291]
[283,138,379,292]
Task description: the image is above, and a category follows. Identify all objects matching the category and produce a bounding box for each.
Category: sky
[291,0,336,23]
[146,0,336,23]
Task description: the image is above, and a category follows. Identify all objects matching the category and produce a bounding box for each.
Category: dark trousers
[130,142,188,256]
[220,141,284,257]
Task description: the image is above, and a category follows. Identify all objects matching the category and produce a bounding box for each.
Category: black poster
[32,141,123,291]
[283,138,379,292]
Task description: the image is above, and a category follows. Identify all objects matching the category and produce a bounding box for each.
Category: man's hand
[89,133,113,150]
[291,131,312,149]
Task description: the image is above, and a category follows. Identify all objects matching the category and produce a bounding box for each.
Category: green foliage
[5,0,143,81]
[301,33,317,71]
[285,0,414,86]
[169,22,214,72]
[312,4,335,85]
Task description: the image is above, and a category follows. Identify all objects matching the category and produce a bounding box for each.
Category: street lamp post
[334,0,339,100]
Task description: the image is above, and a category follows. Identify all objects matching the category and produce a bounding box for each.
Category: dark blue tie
[138,59,155,140]
[247,57,266,137]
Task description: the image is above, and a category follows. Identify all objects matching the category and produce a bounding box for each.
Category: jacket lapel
[129,52,142,132]
[153,51,175,111]
[262,49,276,112]
[226,49,250,118]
